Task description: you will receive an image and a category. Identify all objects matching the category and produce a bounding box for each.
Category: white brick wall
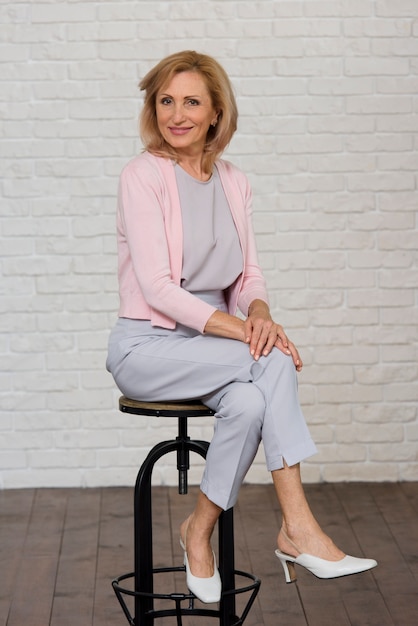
[1,0,417,489]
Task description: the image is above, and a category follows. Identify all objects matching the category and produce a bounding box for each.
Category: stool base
[112,567,260,626]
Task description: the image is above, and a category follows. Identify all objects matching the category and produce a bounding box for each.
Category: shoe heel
[276,551,297,584]
[285,560,297,583]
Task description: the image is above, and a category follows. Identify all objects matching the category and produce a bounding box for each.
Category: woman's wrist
[204,310,246,342]
[248,299,270,318]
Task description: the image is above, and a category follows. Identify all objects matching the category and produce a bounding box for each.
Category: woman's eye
[187,99,199,106]
[160,97,172,105]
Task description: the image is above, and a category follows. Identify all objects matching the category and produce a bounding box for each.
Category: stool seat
[112,396,260,626]
[119,395,215,417]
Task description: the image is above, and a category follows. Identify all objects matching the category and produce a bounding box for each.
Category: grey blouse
[175,164,243,293]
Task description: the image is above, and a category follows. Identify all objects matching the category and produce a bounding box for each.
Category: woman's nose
[172,105,186,123]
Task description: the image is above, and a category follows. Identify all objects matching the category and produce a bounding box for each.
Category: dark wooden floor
[1,482,417,626]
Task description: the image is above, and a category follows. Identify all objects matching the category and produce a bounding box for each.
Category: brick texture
[1,0,417,488]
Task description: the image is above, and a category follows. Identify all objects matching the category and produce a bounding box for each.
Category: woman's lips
[169,127,192,135]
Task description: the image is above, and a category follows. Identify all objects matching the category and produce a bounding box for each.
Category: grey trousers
[107,317,317,510]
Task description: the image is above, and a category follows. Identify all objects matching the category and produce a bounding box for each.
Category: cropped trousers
[107,315,317,511]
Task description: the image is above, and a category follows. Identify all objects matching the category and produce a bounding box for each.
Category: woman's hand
[245,300,303,371]
[203,302,302,371]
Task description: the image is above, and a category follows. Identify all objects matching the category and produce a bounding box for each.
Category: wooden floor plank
[0,489,34,626]
[334,482,418,625]
[367,483,418,624]
[399,481,418,514]
[371,482,418,576]
[6,489,68,626]
[50,488,101,626]
[93,488,134,626]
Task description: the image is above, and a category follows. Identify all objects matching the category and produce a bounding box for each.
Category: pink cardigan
[117,151,268,332]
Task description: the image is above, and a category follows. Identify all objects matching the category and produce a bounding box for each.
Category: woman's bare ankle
[180,515,192,548]
[277,522,345,561]
[180,513,215,577]
[277,525,300,557]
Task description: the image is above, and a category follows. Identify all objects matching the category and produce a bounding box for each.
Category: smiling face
[155,71,218,158]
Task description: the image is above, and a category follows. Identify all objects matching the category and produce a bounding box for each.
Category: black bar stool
[112,396,261,626]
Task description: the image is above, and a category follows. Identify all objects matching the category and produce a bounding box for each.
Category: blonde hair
[139,50,238,174]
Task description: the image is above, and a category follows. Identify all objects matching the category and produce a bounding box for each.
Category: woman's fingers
[274,325,291,354]
[249,319,274,360]
[245,317,302,371]
[275,338,303,371]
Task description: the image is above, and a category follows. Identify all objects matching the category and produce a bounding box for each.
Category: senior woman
[106,50,376,604]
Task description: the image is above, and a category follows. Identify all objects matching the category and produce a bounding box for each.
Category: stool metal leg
[134,437,211,625]
[134,440,177,624]
[218,508,236,626]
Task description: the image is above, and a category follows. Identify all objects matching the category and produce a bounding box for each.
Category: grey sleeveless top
[175,164,243,292]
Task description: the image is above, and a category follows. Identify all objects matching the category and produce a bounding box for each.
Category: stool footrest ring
[112,568,261,626]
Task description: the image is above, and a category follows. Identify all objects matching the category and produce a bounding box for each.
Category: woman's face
[156,71,218,157]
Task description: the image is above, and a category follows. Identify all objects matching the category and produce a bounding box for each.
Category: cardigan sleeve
[237,175,269,315]
[117,156,217,332]
[217,160,269,317]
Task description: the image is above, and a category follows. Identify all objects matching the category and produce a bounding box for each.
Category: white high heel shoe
[180,538,222,603]
[275,548,377,583]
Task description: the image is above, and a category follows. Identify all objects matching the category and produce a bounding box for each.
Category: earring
[211,120,217,127]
